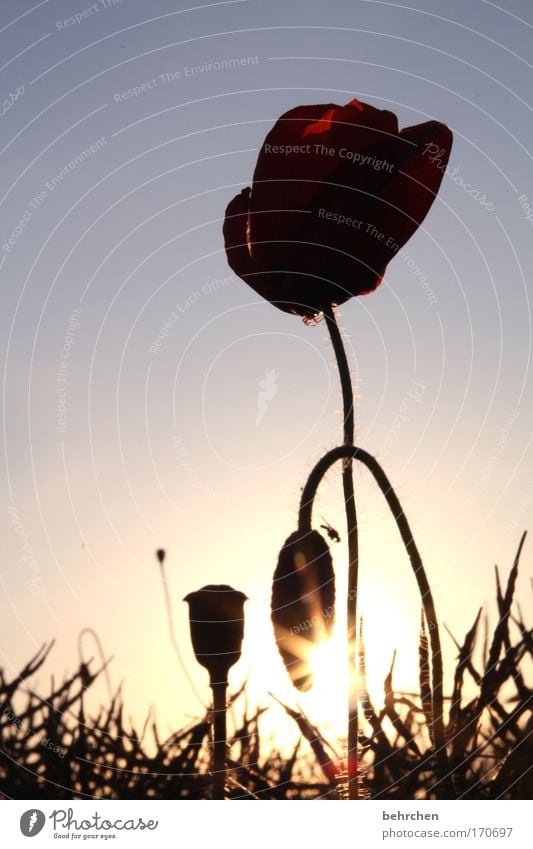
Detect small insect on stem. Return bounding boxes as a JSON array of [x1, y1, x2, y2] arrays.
[[320, 518, 341, 543]]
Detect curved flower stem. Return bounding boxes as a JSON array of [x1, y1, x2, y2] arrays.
[[322, 304, 359, 800], [299, 445, 452, 798]]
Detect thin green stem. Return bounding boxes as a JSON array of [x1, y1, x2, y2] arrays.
[[299, 445, 452, 798], [322, 304, 359, 801]]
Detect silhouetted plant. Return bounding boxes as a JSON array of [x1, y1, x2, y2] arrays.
[[184, 585, 247, 799], [1, 541, 529, 800], [224, 97, 453, 798]]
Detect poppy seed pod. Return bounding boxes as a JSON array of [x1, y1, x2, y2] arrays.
[[184, 585, 247, 684], [271, 530, 335, 691], [224, 99, 452, 318]]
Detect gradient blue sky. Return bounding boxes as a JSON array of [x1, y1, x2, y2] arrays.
[[1, 0, 532, 738]]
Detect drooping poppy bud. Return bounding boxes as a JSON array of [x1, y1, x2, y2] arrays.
[[184, 585, 247, 684], [271, 530, 335, 691]]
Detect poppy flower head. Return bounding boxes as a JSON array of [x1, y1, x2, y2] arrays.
[[224, 99, 452, 318]]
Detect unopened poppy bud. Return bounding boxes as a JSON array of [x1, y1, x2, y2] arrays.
[[271, 530, 335, 691], [184, 585, 247, 684]]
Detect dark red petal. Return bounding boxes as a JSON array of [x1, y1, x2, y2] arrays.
[[250, 101, 400, 275], [376, 121, 453, 251], [281, 133, 411, 301], [302, 99, 399, 143], [297, 121, 453, 302], [252, 100, 399, 217], [249, 104, 342, 257], [223, 188, 299, 313], [223, 188, 254, 278]]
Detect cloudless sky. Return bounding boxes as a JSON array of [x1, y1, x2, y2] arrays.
[[1, 0, 532, 742]]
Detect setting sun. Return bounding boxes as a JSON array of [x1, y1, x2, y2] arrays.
[[304, 637, 349, 736]]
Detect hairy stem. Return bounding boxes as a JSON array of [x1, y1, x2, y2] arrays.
[[322, 305, 359, 800]]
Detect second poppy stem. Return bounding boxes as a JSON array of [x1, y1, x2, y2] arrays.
[[323, 304, 359, 801], [211, 679, 228, 800]]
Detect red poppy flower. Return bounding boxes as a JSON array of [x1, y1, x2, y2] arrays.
[[223, 99, 452, 318]]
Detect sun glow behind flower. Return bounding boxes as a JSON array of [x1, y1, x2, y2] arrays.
[[304, 637, 349, 736], [235, 528, 431, 749]]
